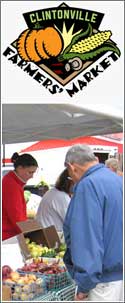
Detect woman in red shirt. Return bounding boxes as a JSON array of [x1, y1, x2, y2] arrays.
[[2, 152, 38, 240]]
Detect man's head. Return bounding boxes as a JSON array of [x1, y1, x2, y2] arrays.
[[64, 144, 98, 183], [105, 158, 119, 173]]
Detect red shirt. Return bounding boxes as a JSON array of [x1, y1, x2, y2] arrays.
[[2, 171, 27, 240]]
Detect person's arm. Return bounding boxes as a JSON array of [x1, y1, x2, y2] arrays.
[[70, 179, 104, 294], [63, 247, 74, 277], [63, 198, 74, 276]]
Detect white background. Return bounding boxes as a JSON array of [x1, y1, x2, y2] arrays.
[[1, 0, 124, 117]]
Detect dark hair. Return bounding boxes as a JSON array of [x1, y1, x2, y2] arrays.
[[55, 168, 73, 194], [38, 185, 49, 197], [11, 152, 38, 169]]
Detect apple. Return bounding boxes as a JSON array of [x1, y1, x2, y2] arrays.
[[30, 241, 36, 245], [59, 243, 66, 252], [35, 278, 43, 285], [22, 285, 30, 292], [21, 276, 29, 284], [29, 262, 38, 269], [25, 237, 30, 244], [17, 278, 25, 284], [58, 251, 65, 258], [14, 286, 21, 293], [28, 274, 37, 281], [21, 264, 31, 271], [27, 278, 35, 284], [33, 257, 41, 264], [2, 265, 12, 279], [31, 250, 39, 258], [10, 271, 20, 282], [20, 293, 29, 301]]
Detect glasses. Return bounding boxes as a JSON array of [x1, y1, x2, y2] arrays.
[[67, 176, 72, 180]]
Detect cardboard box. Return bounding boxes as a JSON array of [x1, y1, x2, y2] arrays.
[[2, 285, 12, 301], [17, 219, 61, 260]]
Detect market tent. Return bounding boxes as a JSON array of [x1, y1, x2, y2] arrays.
[[20, 136, 123, 154], [2, 104, 122, 144], [2, 158, 11, 164]]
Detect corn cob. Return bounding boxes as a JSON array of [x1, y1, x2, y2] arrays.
[[70, 31, 112, 53]]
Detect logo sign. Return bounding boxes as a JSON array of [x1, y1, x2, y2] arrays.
[[3, 3, 121, 97]]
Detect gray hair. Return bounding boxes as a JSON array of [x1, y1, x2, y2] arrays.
[[65, 144, 97, 166], [105, 158, 119, 172]]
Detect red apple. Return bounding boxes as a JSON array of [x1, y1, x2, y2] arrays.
[[2, 265, 12, 279]]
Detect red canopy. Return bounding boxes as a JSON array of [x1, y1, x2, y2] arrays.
[[2, 158, 12, 164], [2, 136, 123, 165], [20, 136, 123, 153]]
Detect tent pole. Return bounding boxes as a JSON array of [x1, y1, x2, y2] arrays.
[[3, 144, 5, 167]]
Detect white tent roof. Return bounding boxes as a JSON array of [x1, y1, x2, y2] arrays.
[[2, 104, 122, 144]]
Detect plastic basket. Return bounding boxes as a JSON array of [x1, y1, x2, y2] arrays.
[[3, 273, 47, 301], [33, 283, 76, 301], [33, 291, 56, 301], [45, 270, 73, 291], [53, 283, 76, 301], [18, 268, 73, 291]]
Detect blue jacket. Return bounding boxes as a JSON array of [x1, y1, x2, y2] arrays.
[[63, 164, 123, 293]]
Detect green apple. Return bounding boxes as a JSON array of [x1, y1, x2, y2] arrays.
[[58, 251, 65, 258], [59, 243, 66, 252], [25, 238, 30, 244], [31, 250, 40, 258], [28, 243, 36, 249]]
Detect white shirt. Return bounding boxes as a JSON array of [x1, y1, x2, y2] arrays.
[[35, 187, 70, 231], [27, 193, 41, 212]]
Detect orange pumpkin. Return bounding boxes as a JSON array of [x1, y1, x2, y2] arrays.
[[17, 27, 63, 62]]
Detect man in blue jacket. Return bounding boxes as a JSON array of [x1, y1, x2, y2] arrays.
[[63, 144, 123, 301]]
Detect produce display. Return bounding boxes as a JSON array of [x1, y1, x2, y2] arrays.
[[18, 258, 72, 291], [25, 237, 56, 258], [2, 265, 46, 301], [25, 237, 66, 258], [2, 233, 74, 300], [18, 258, 66, 275]]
